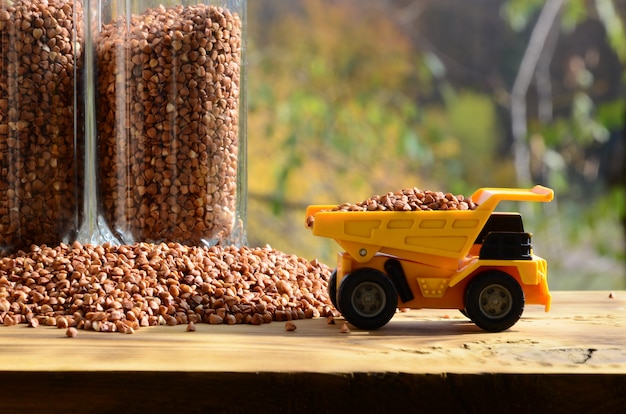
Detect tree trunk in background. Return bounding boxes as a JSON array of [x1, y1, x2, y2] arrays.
[[510, 0, 564, 187]]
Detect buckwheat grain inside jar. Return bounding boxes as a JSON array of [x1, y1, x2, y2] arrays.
[[0, 0, 84, 254], [95, 0, 246, 247]]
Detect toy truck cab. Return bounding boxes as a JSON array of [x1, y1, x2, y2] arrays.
[[306, 186, 554, 332]]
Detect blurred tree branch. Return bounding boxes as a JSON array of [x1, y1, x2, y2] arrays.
[[510, 0, 564, 187]]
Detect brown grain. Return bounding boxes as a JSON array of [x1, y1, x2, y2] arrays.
[[306, 188, 478, 227], [96, 4, 242, 245], [0, 0, 84, 252], [332, 188, 477, 212], [56, 316, 69, 329], [0, 242, 334, 333]]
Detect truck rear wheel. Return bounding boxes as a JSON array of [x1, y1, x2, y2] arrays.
[[338, 269, 398, 330], [465, 271, 524, 332]]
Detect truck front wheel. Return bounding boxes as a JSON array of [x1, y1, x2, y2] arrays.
[[465, 271, 525, 332], [338, 269, 398, 330]]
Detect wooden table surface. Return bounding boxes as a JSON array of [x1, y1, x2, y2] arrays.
[[1, 290, 625, 413]]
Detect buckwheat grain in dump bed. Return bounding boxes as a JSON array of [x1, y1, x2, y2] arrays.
[[305, 188, 478, 228]]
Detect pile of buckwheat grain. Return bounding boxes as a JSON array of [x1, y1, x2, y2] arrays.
[[306, 188, 478, 227], [332, 188, 478, 212], [0, 242, 334, 333]]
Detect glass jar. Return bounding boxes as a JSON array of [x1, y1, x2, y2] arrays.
[[0, 0, 84, 254], [94, 0, 247, 246]]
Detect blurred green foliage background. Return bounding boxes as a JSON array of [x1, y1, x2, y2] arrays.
[[245, 0, 626, 290]]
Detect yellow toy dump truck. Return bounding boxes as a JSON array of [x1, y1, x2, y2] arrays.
[[305, 185, 554, 332]]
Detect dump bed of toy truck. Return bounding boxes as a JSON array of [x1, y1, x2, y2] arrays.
[[305, 186, 553, 265]]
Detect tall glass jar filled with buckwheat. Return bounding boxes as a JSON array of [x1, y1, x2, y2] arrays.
[[0, 0, 84, 254], [95, 0, 246, 247]]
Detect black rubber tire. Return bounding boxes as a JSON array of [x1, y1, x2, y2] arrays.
[[328, 269, 339, 311], [338, 268, 398, 330], [464, 271, 525, 332]]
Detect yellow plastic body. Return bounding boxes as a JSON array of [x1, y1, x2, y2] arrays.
[[306, 185, 554, 312]]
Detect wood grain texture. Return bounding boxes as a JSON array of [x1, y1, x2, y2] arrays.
[[0, 291, 624, 412]]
